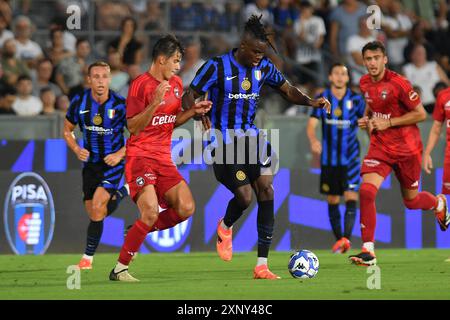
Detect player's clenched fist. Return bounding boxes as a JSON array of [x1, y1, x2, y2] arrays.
[[75, 146, 90, 161], [358, 116, 369, 129], [104, 152, 123, 166], [151, 81, 171, 106], [370, 117, 391, 131]]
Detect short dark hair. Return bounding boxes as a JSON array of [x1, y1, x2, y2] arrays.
[[76, 37, 89, 48], [362, 41, 386, 56], [328, 62, 348, 75], [17, 74, 32, 82], [152, 34, 184, 61], [39, 87, 53, 96], [0, 84, 16, 97], [88, 61, 110, 75], [433, 81, 447, 98]]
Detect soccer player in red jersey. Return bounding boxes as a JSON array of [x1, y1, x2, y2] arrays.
[[109, 35, 212, 281], [349, 41, 450, 266]]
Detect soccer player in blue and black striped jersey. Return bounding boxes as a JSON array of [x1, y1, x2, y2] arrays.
[[183, 15, 331, 279], [307, 63, 366, 254], [63, 61, 129, 270]]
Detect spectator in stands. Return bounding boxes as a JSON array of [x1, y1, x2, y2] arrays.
[[46, 28, 72, 66], [381, 0, 413, 72], [272, 0, 299, 31], [141, 0, 163, 31], [39, 87, 56, 115], [403, 44, 450, 112], [179, 38, 205, 90], [1, 38, 29, 86], [0, 84, 16, 115], [12, 74, 42, 116], [347, 15, 377, 86], [403, 21, 437, 63], [201, 1, 222, 31], [67, 69, 89, 101], [12, 15, 43, 69], [243, 0, 273, 26], [32, 58, 61, 97], [55, 38, 90, 95], [329, 0, 367, 60], [0, 12, 13, 49], [0, 0, 12, 27], [48, 17, 77, 54], [118, 63, 141, 98], [402, 0, 448, 31], [108, 17, 143, 67], [171, 1, 203, 31], [108, 49, 129, 93], [56, 93, 70, 113], [293, 0, 326, 90], [96, 0, 131, 31]]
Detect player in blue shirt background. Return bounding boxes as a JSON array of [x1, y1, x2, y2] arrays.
[[63, 61, 129, 270], [307, 63, 366, 254], [184, 15, 331, 279]]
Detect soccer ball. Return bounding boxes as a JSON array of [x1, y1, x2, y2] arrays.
[[288, 250, 320, 279]]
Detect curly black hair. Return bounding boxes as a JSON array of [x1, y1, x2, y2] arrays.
[[243, 15, 277, 53]]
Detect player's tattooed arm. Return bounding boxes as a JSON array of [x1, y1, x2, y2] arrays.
[[277, 81, 331, 113], [127, 81, 170, 135], [175, 99, 212, 127], [62, 118, 90, 161]]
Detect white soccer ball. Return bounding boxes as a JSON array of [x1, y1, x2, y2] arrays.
[[288, 250, 320, 279]]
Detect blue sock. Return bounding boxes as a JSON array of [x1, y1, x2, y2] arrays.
[[85, 220, 104, 256]]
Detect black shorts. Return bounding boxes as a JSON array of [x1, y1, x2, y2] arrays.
[[82, 161, 125, 201], [320, 164, 360, 196], [212, 135, 277, 192]]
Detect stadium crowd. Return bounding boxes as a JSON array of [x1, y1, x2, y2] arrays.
[[0, 0, 448, 117]]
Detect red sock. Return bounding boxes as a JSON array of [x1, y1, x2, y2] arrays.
[[403, 192, 438, 210], [118, 220, 151, 265], [152, 208, 186, 231], [359, 183, 378, 243]]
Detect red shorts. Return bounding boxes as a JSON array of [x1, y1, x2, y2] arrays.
[[442, 153, 450, 194], [125, 156, 184, 203], [361, 146, 421, 190]]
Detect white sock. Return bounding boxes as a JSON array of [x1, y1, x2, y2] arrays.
[[436, 197, 444, 211], [123, 183, 130, 194], [256, 257, 268, 267], [82, 254, 93, 261], [220, 220, 231, 230], [363, 242, 375, 253], [114, 262, 128, 273]]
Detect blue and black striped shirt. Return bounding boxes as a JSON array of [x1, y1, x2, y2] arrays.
[[66, 89, 127, 163], [311, 88, 366, 166], [190, 49, 286, 137]]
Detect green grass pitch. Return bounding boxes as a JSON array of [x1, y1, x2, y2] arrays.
[[1, 249, 450, 300]]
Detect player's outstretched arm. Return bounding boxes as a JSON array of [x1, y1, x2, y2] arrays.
[[127, 81, 170, 135], [62, 118, 89, 161], [277, 81, 331, 113], [370, 103, 427, 131], [423, 120, 444, 174], [175, 100, 212, 128], [181, 87, 211, 130]]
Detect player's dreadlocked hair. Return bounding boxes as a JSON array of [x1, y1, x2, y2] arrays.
[[244, 15, 277, 53]]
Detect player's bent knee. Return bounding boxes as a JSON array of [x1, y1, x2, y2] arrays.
[[257, 184, 274, 201], [177, 201, 195, 218]]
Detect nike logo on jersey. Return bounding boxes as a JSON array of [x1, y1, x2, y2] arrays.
[[226, 76, 237, 81], [80, 110, 90, 114]]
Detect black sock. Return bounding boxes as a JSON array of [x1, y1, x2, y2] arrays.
[[257, 200, 274, 258], [106, 186, 128, 216], [223, 197, 246, 228], [328, 204, 342, 240], [85, 220, 104, 256], [344, 200, 357, 240]]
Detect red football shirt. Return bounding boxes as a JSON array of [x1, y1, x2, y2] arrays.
[[360, 69, 422, 156], [126, 73, 183, 159], [432, 88, 450, 143]]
